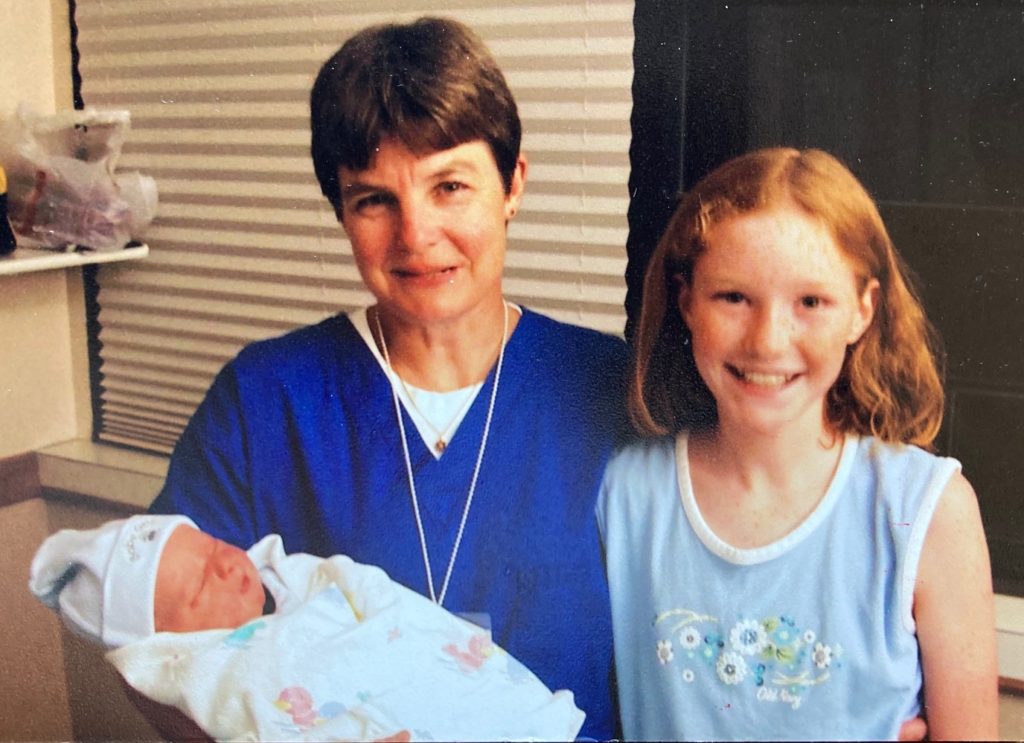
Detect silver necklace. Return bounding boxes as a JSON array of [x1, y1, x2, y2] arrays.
[[374, 302, 509, 606]]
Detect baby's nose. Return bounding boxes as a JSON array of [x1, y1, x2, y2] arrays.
[[212, 551, 241, 578]]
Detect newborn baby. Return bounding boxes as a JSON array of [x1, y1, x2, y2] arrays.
[[30, 515, 584, 742], [151, 518, 272, 634]]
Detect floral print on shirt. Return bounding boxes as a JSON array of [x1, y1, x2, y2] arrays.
[[653, 608, 842, 710]]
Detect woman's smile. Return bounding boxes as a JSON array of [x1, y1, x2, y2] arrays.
[[391, 263, 461, 283]]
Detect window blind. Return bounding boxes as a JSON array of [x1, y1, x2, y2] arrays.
[[74, 0, 634, 454]]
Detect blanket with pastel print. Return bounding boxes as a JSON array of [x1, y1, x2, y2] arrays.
[[107, 552, 583, 742]]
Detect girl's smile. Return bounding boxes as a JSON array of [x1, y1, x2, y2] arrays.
[[681, 203, 877, 438], [725, 365, 799, 388]]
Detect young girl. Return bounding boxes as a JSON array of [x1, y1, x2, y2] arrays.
[[597, 148, 997, 740]]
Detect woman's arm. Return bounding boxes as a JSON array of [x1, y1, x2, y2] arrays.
[[914, 471, 999, 740]]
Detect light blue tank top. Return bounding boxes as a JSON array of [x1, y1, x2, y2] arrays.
[[597, 434, 960, 741]]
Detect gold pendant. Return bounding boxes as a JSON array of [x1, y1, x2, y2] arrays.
[[435, 439, 447, 453]]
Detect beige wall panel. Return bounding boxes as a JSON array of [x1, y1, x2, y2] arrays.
[[0, 271, 77, 458], [0, 0, 81, 459], [0, 498, 73, 741]]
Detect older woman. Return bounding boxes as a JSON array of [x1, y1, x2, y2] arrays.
[[150, 17, 628, 740]]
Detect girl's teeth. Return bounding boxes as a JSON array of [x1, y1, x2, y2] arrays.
[[743, 371, 789, 386]]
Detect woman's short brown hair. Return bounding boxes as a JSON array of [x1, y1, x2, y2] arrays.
[[631, 147, 945, 448], [310, 17, 522, 217]]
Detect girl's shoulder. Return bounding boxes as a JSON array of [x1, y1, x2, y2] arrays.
[[844, 437, 963, 539], [604, 434, 678, 481], [853, 436, 961, 485], [598, 435, 682, 517]]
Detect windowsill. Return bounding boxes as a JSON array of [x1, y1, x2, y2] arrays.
[[34, 437, 1024, 680], [36, 438, 166, 510], [0, 242, 148, 277], [998, 595, 1024, 682]]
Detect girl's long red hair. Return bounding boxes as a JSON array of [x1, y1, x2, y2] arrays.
[[631, 148, 944, 448]]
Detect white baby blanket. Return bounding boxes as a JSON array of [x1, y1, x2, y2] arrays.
[[107, 539, 584, 742]]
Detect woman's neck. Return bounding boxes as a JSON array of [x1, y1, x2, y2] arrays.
[[372, 299, 518, 391]]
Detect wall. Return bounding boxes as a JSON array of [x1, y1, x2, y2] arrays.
[[0, 0, 88, 460], [0, 497, 73, 741], [0, 3, 91, 741]]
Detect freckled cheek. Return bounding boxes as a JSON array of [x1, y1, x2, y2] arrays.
[[686, 337, 719, 387], [688, 315, 731, 358], [819, 344, 851, 375], [802, 323, 851, 360]]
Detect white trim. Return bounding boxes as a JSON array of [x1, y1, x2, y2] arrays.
[[674, 432, 855, 565], [898, 456, 962, 634], [0, 243, 148, 276]]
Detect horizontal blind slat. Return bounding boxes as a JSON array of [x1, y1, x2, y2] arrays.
[[100, 363, 219, 395]]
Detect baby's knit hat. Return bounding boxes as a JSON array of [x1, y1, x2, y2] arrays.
[[29, 514, 196, 647]]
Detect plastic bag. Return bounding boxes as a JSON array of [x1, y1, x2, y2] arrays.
[[0, 105, 158, 250]]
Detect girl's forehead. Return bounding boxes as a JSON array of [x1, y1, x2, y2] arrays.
[[697, 206, 857, 281], [707, 203, 825, 241]]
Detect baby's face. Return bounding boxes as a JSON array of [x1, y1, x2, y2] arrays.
[[154, 525, 265, 633]]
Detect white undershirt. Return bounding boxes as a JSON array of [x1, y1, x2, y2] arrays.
[[351, 306, 520, 460]]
